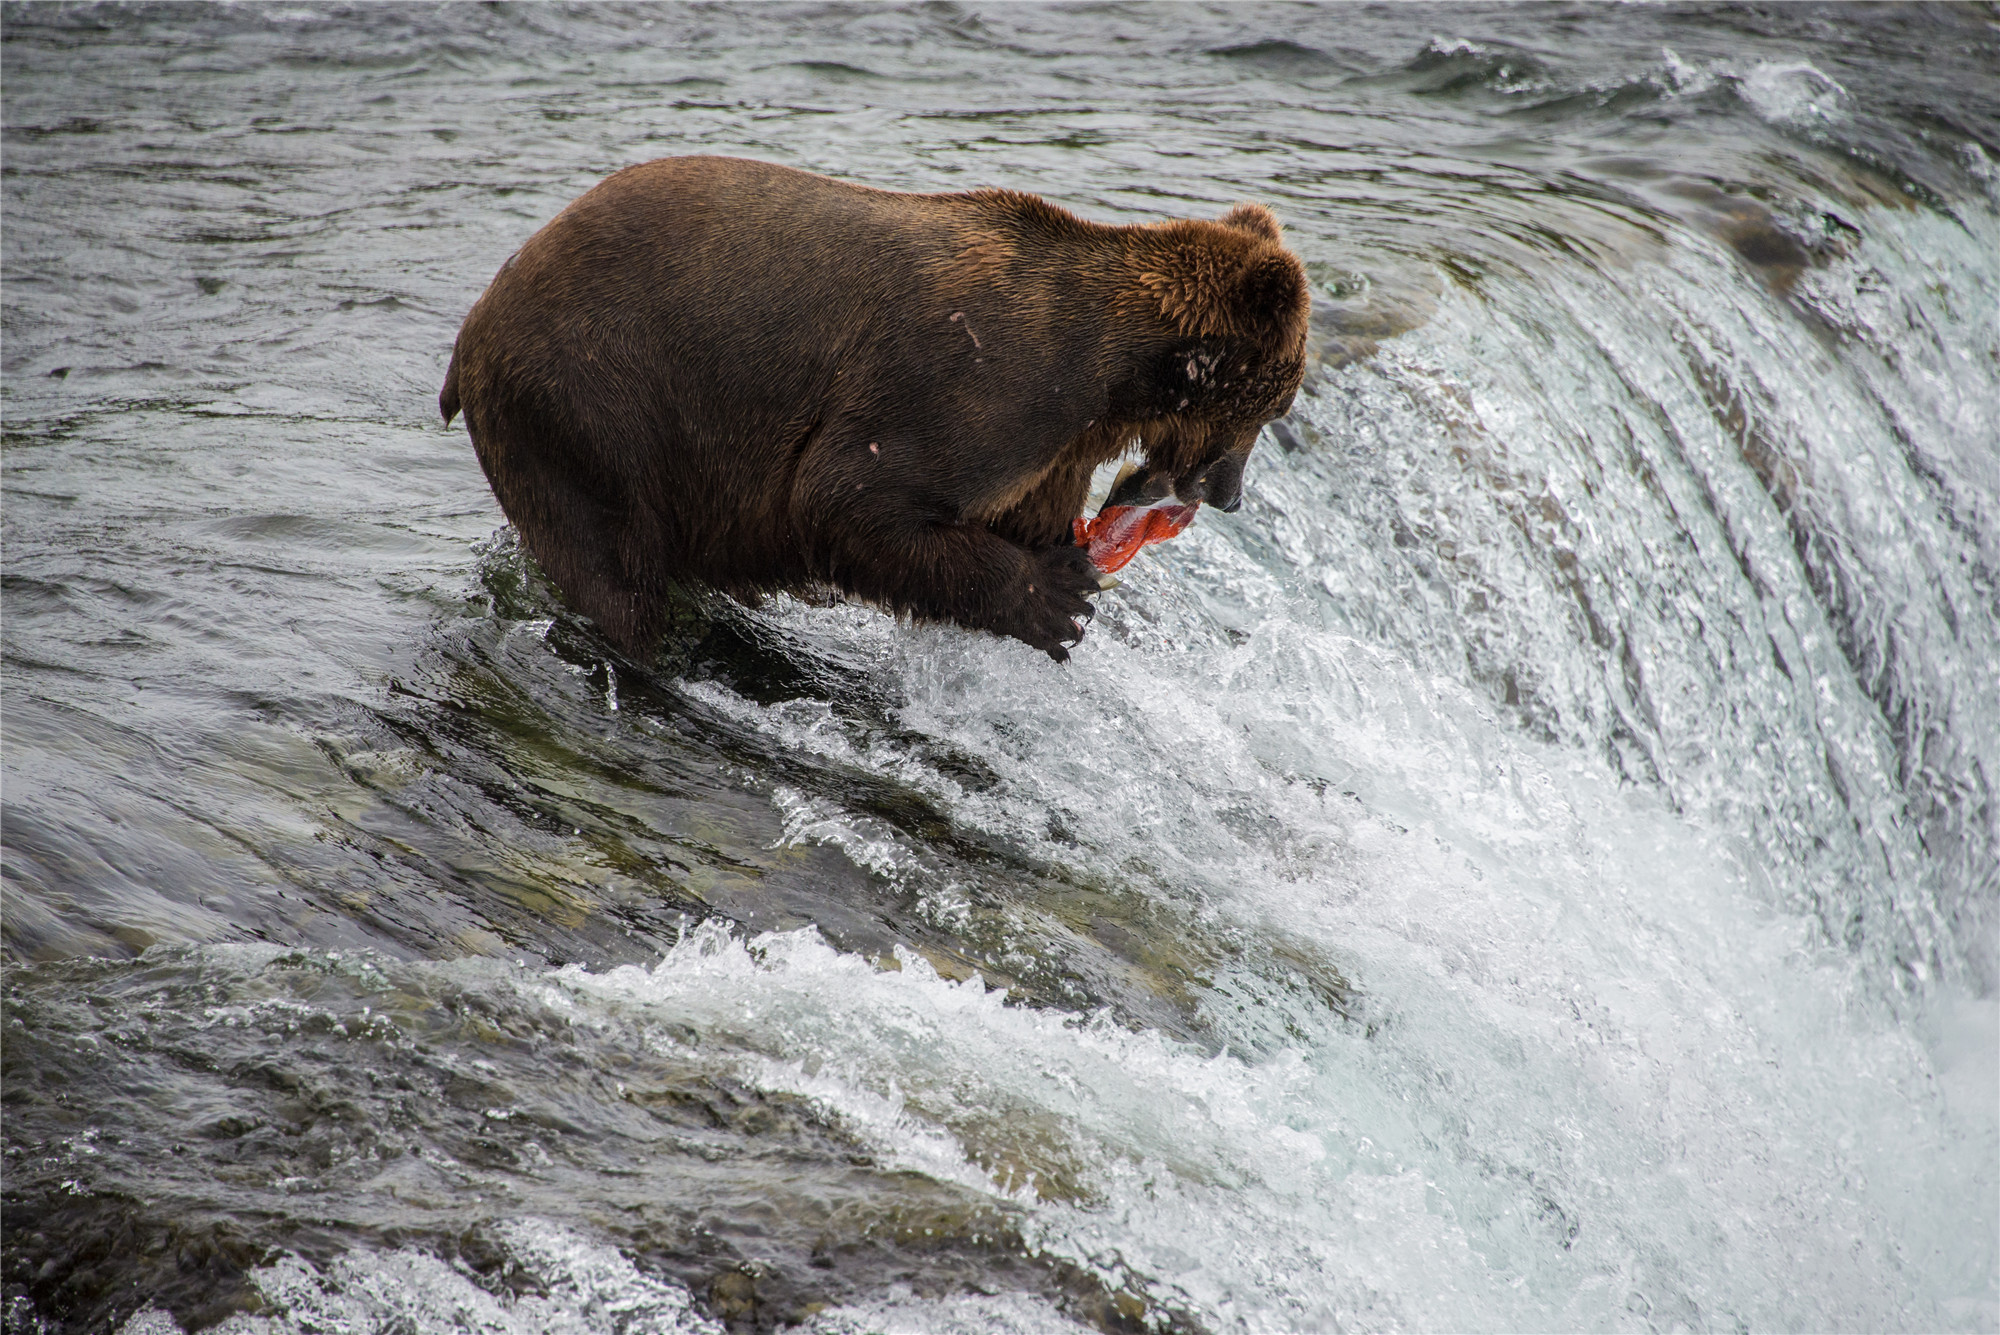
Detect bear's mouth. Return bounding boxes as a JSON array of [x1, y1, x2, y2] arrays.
[[1073, 462, 1201, 573], [1103, 460, 1176, 511]]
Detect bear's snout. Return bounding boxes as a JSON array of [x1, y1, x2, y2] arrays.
[[1178, 451, 1243, 512]]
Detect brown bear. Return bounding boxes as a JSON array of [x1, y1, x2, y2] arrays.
[[440, 156, 1309, 660]]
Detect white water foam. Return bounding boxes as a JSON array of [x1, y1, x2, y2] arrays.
[[803, 1288, 1091, 1334], [119, 1220, 721, 1335], [1736, 59, 1849, 127], [1652, 49, 1848, 127], [578, 627, 1997, 1330], [111, 1213, 1095, 1335]]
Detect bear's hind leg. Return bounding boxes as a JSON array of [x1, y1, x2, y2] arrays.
[[467, 412, 666, 658]]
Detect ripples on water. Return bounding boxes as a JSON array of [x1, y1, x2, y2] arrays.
[[3, 4, 1996, 1333]]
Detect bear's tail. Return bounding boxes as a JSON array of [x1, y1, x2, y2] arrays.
[[439, 352, 462, 425]]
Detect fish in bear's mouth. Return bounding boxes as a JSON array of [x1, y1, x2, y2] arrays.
[[1072, 460, 1200, 574]]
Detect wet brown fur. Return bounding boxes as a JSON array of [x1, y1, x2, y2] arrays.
[[441, 156, 1309, 660]]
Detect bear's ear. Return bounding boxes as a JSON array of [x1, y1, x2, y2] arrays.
[[1236, 251, 1309, 326], [1137, 230, 1306, 335], [1220, 203, 1283, 244]]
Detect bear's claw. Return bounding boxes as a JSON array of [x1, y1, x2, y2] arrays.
[[1009, 543, 1101, 660]]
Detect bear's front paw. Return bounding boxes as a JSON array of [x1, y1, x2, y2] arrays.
[[1007, 543, 1101, 662]]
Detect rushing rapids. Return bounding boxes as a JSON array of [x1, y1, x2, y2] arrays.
[[4, 5, 1995, 1333]]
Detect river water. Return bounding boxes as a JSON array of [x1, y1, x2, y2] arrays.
[[3, 4, 1996, 1332]]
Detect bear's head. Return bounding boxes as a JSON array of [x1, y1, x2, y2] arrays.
[[1122, 204, 1311, 511]]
